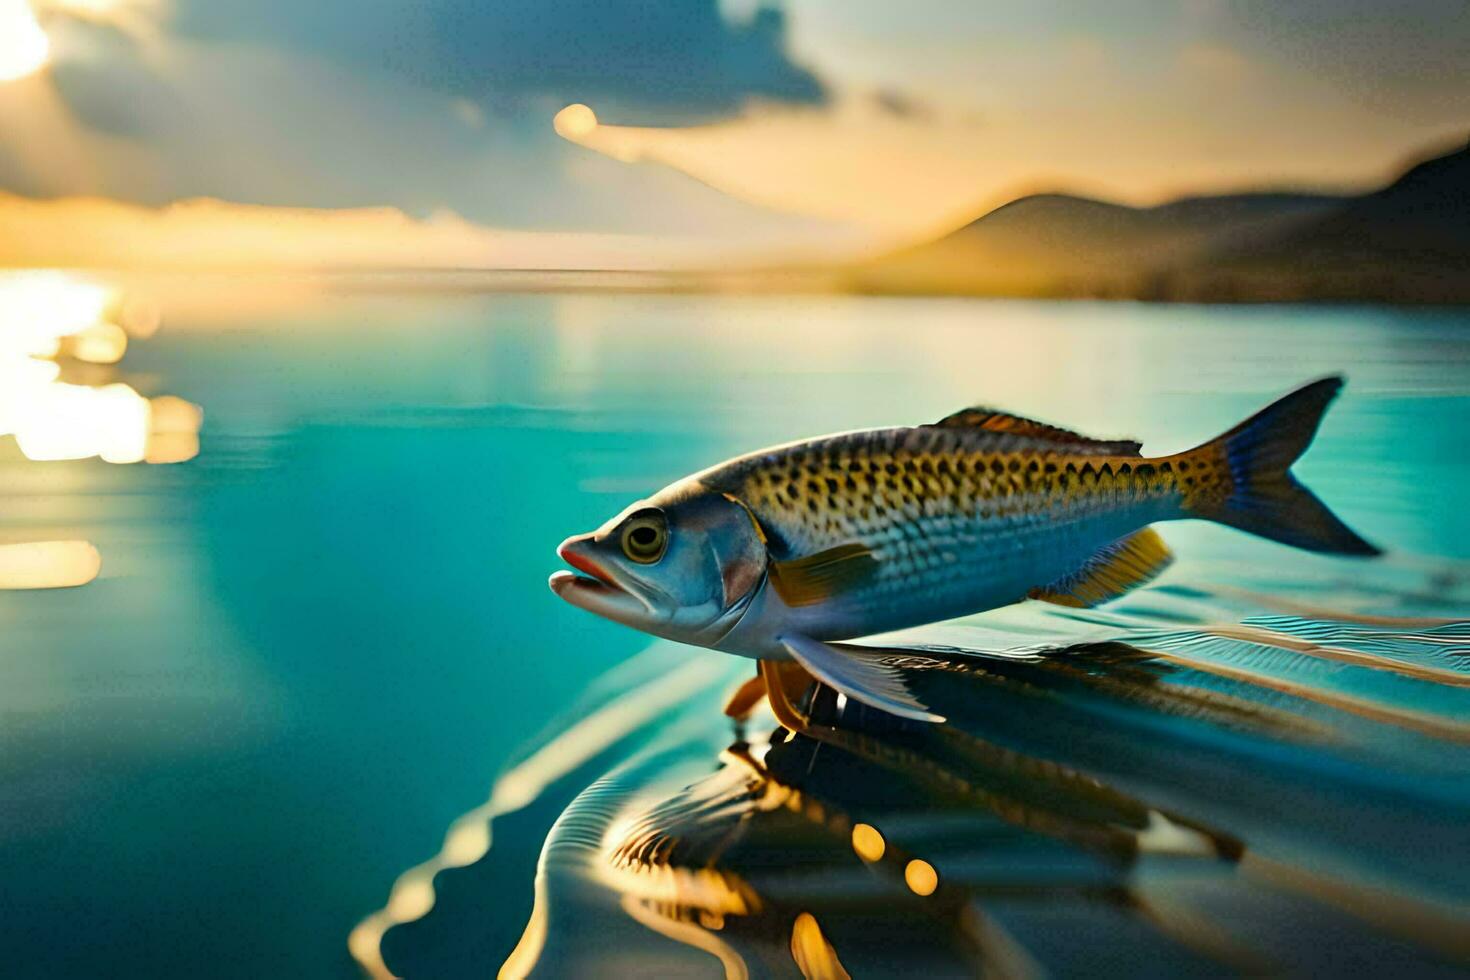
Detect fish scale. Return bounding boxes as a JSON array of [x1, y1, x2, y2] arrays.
[[706, 429, 1180, 568], [680, 427, 1190, 636]]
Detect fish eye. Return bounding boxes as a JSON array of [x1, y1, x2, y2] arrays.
[[620, 510, 668, 564]]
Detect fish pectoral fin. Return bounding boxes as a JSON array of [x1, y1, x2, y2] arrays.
[[927, 407, 1142, 456], [1030, 527, 1174, 608], [770, 543, 878, 608], [778, 633, 945, 723]]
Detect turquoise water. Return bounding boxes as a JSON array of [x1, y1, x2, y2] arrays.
[[1, 285, 1467, 978]]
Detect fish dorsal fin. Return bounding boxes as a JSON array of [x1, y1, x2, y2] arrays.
[[770, 543, 878, 608], [779, 633, 945, 723], [929, 407, 1143, 456], [1029, 528, 1174, 608]]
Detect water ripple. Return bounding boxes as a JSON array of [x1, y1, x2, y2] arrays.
[[367, 561, 1470, 978]]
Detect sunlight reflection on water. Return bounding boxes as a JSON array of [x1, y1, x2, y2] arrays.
[[0, 270, 202, 591], [0, 270, 201, 466], [0, 538, 100, 588]]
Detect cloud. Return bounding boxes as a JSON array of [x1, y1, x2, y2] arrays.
[[0, 31, 851, 244], [47, 24, 180, 138], [556, 99, 1003, 237], [9, 0, 1464, 254], [34, 0, 168, 41], [868, 88, 931, 121], [0, 192, 782, 269], [1206, 0, 1470, 119], [169, 0, 825, 122]]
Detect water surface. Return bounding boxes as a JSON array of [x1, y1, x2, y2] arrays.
[[1, 280, 1466, 977]]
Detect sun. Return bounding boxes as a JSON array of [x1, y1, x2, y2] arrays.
[[553, 103, 598, 141], [0, 0, 166, 81], [0, 0, 50, 83]]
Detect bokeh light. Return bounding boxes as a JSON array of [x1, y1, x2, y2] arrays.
[[904, 858, 938, 896], [68, 321, 129, 364], [850, 823, 885, 862], [0, 540, 101, 589]]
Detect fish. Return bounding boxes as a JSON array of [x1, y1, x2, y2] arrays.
[[550, 376, 1379, 723]]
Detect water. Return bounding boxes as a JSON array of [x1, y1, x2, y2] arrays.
[[1, 280, 1467, 978]]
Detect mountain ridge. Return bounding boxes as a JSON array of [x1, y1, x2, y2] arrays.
[[852, 137, 1470, 303]]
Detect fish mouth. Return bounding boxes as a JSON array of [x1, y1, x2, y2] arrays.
[[549, 538, 650, 621], [547, 568, 628, 603], [558, 540, 618, 586]]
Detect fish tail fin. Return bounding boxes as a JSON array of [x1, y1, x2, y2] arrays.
[[1177, 376, 1381, 556]]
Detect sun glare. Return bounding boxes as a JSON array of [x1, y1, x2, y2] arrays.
[[553, 103, 598, 141], [0, 0, 50, 83], [41, 0, 124, 13], [34, 0, 165, 40], [0, 271, 202, 465], [0, 0, 167, 83]]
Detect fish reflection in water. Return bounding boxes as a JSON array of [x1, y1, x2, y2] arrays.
[[370, 575, 1470, 979]]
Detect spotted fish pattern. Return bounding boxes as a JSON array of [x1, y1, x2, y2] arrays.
[[693, 377, 1375, 632], [699, 425, 1183, 609]]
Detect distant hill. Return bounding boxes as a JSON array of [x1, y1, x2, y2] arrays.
[[1185, 140, 1470, 302], [852, 138, 1470, 303]]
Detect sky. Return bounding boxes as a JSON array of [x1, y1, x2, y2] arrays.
[[1, 0, 1466, 264]]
